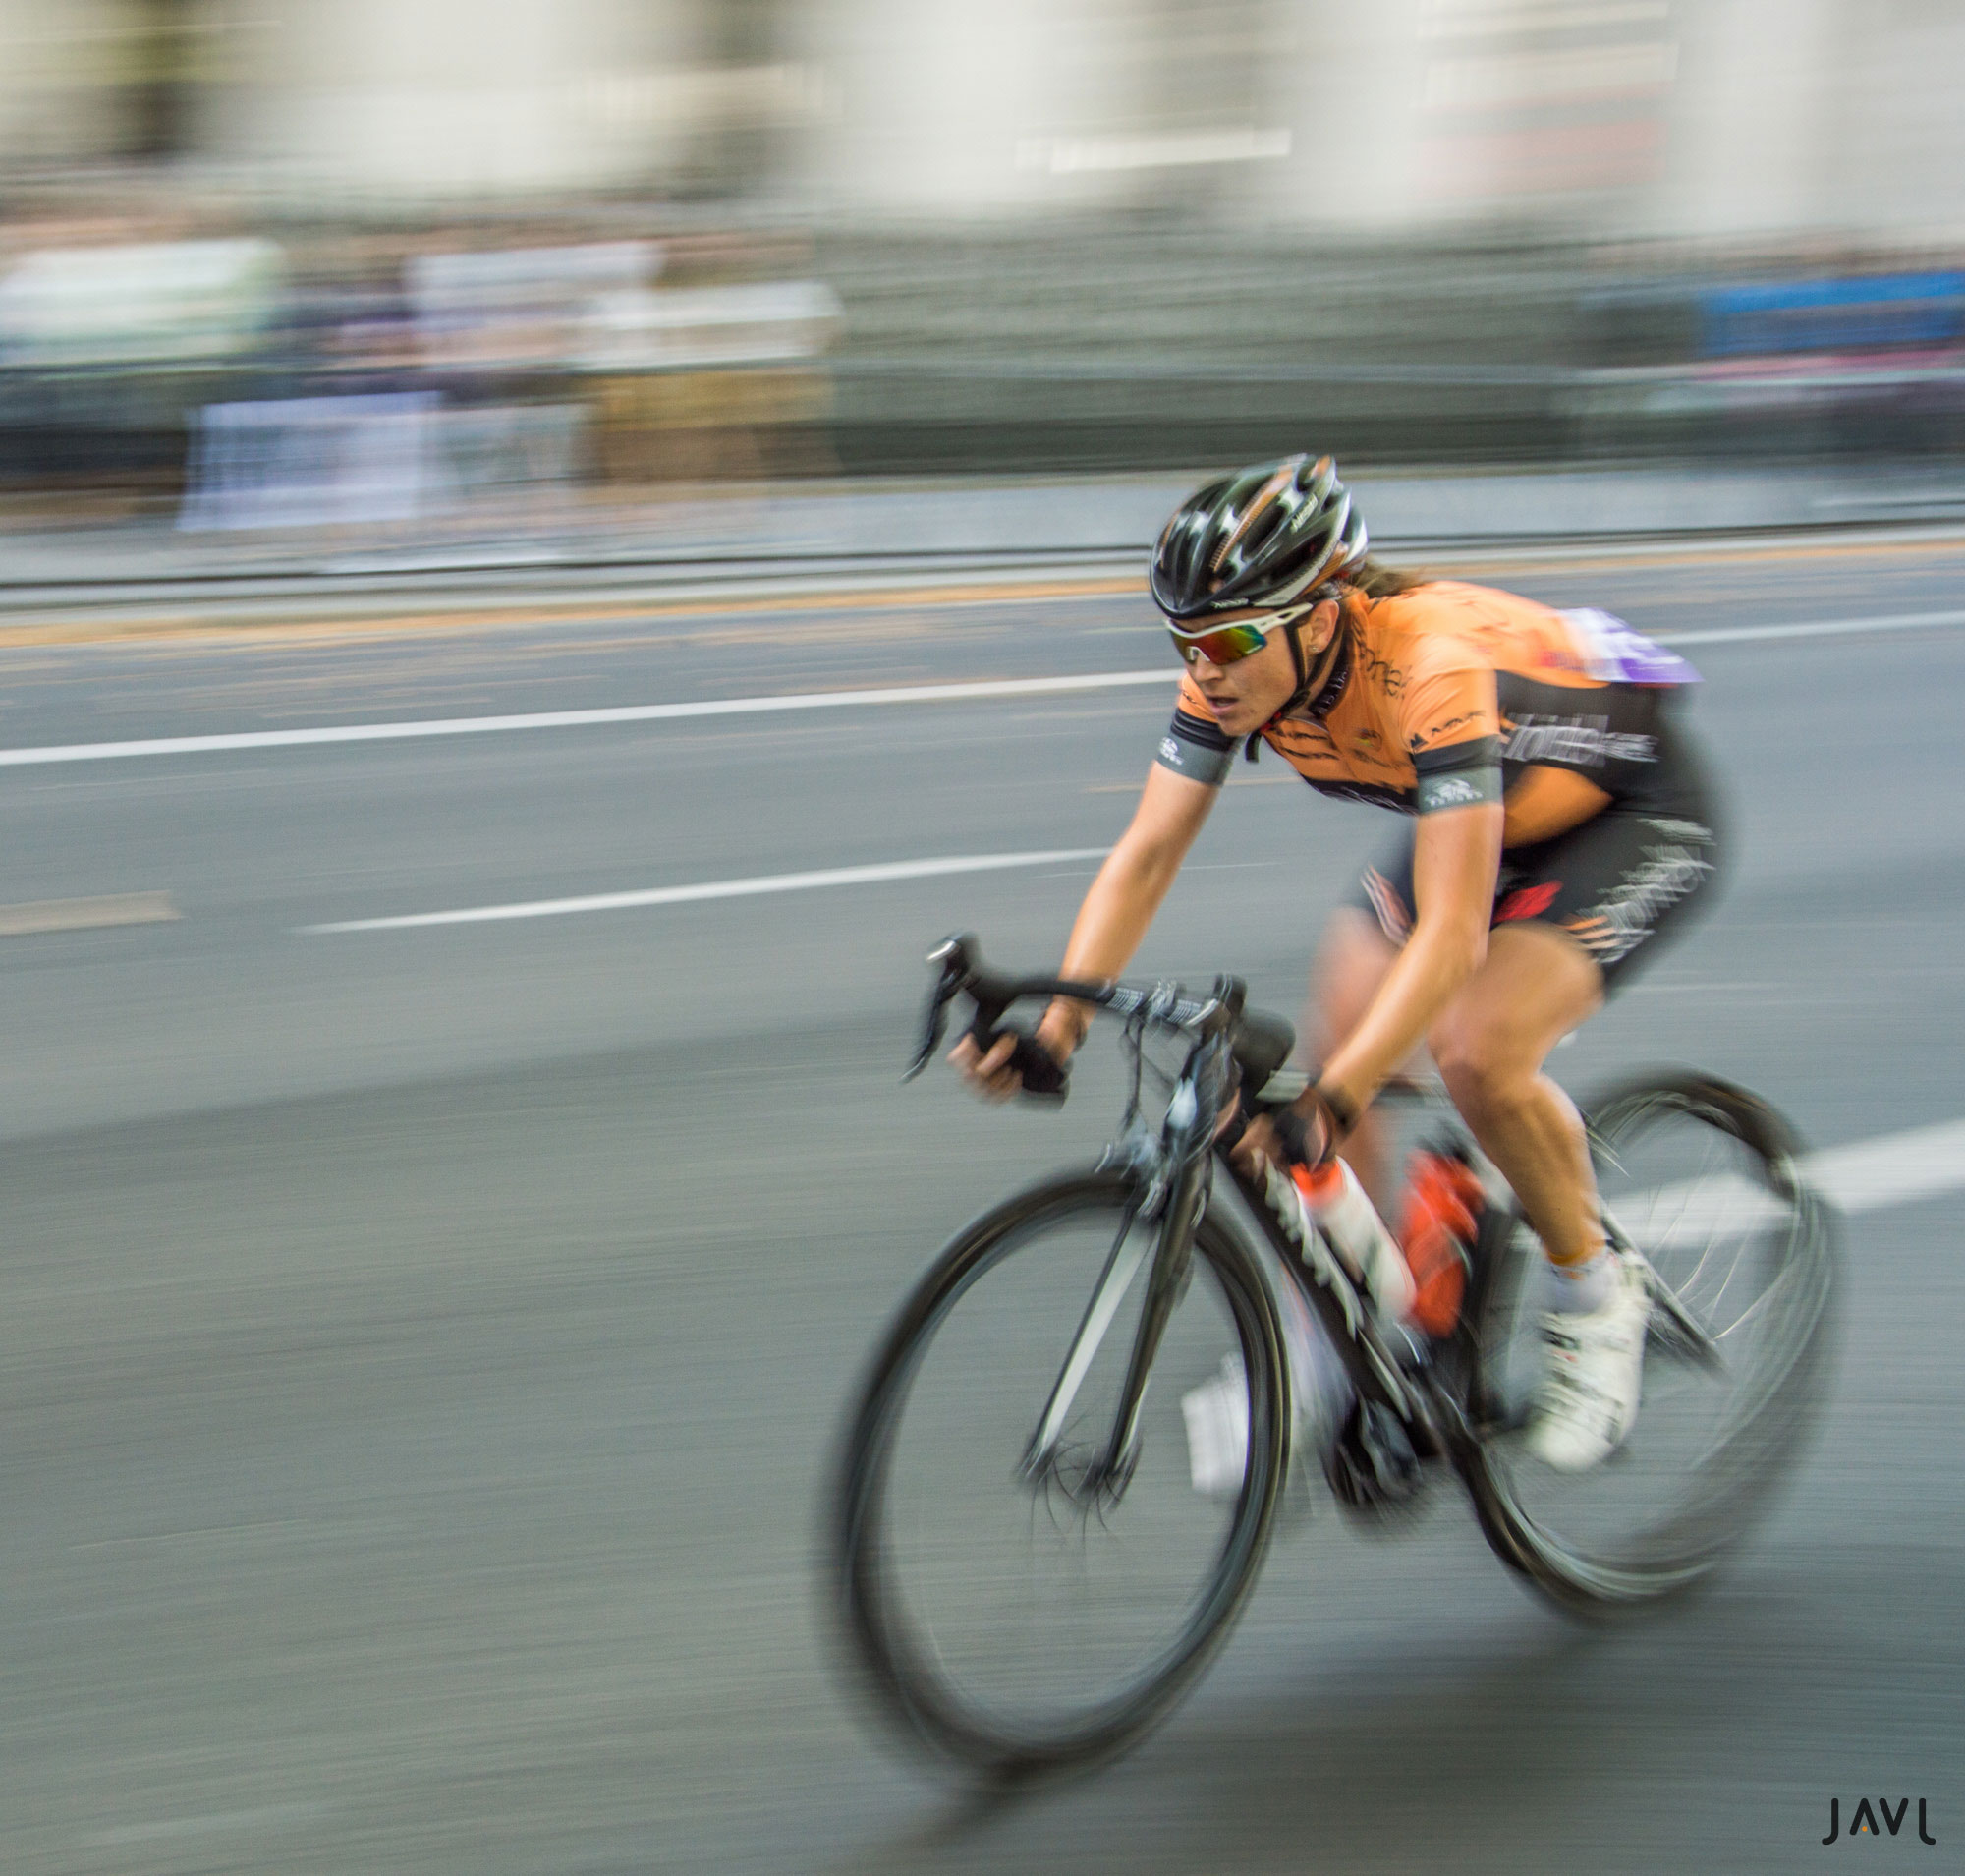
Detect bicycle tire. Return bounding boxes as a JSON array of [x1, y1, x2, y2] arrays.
[[1462, 1072, 1838, 1618], [830, 1167, 1287, 1778]]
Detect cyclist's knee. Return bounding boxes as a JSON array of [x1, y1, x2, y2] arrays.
[[1431, 1013, 1539, 1121], [1314, 907, 1398, 1050]]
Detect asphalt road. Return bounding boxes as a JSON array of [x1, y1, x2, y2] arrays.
[[0, 534, 1961, 1874]]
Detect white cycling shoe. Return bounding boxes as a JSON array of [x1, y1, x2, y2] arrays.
[[1525, 1250, 1653, 1472]]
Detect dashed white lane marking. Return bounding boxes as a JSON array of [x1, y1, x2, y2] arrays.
[[3, 605, 1963, 770], [302, 849, 1107, 933], [0, 890, 177, 936]]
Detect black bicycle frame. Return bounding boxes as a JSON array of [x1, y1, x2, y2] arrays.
[[1218, 1149, 1447, 1450], [915, 936, 1462, 1495]]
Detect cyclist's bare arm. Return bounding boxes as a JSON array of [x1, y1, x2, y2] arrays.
[[951, 764, 1217, 1100]]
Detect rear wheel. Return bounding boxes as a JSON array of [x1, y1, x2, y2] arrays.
[[831, 1169, 1286, 1777], [1464, 1074, 1837, 1615]]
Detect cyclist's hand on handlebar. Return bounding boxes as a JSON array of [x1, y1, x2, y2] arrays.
[[948, 1029, 1023, 1102], [1231, 1112, 1286, 1178], [949, 1008, 1077, 1103], [1232, 1101, 1336, 1179]]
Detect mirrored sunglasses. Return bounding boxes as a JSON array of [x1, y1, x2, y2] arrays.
[[1166, 603, 1315, 668]]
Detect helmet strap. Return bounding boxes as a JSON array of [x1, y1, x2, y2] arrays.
[[1284, 613, 1312, 697], [1263, 604, 1347, 730]]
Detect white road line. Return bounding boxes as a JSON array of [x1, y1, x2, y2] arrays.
[[302, 849, 1108, 933], [1807, 1116, 1965, 1216], [0, 671, 1175, 769], [1661, 608, 1965, 649], [3, 604, 1963, 770], [1619, 1116, 1965, 1244]]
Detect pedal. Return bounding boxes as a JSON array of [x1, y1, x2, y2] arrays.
[[1324, 1397, 1426, 1512]]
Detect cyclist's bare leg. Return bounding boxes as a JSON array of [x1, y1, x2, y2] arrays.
[[1427, 922, 1605, 1269], [1310, 908, 1404, 1210]]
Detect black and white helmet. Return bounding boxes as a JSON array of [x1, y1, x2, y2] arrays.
[[1150, 454, 1368, 622]]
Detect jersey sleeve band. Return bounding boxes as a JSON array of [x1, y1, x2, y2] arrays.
[[1412, 735, 1503, 814], [1155, 707, 1239, 787]]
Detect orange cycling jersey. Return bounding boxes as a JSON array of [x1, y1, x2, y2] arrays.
[[1156, 582, 1701, 849]]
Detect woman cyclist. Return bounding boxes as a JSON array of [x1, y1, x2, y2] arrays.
[[955, 454, 1721, 1471]]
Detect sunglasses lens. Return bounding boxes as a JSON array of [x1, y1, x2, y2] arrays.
[[1173, 622, 1270, 665]]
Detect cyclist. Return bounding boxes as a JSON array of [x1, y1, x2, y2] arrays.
[[954, 454, 1720, 1471]]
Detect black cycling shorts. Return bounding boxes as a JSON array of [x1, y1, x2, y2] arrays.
[[1351, 800, 1722, 994]]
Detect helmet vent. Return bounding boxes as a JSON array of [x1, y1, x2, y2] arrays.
[[1151, 452, 1367, 623]]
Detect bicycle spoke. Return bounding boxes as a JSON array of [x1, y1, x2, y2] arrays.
[[1470, 1076, 1835, 1613], [1634, 1254, 1727, 1377], [837, 1174, 1282, 1768]]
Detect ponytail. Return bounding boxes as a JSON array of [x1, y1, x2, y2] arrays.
[[1346, 555, 1432, 600]]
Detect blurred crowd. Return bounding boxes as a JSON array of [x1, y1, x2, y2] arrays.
[[0, 210, 841, 526], [0, 0, 1961, 527]]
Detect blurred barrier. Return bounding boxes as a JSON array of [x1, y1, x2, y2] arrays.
[[0, 237, 288, 493], [407, 242, 659, 372], [179, 393, 448, 530], [442, 404, 587, 506], [1698, 274, 1965, 359], [2, 217, 1962, 510], [179, 394, 590, 530], [810, 233, 1965, 474], [582, 279, 839, 483], [0, 239, 282, 369], [1571, 267, 1965, 461]]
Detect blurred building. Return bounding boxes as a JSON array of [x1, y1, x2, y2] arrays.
[[2, 3, 1962, 499], [0, 1, 1961, 238]]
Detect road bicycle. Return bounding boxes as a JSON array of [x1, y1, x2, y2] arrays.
[[830, 937, 1837, 1780]]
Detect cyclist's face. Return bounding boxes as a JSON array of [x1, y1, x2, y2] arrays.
[[1184, 597, 1339, 736]]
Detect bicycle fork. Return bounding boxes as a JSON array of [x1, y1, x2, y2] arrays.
[[1019, 1110, 1213, 1506]]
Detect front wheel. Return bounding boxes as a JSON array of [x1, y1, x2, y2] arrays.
[[1463, 1073, 1838, 1616], [830, 1168, 1287, 1778]]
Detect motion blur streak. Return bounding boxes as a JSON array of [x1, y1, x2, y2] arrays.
[[0, 544, 1960, 1874], [4, 0, 1965, 1864]]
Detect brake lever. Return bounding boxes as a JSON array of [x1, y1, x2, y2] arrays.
[[903, 936, 970, 1082], [902, 997, 945, 1082], [903, 976, 956, 1082], [902, 934, 1069, 1102]]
